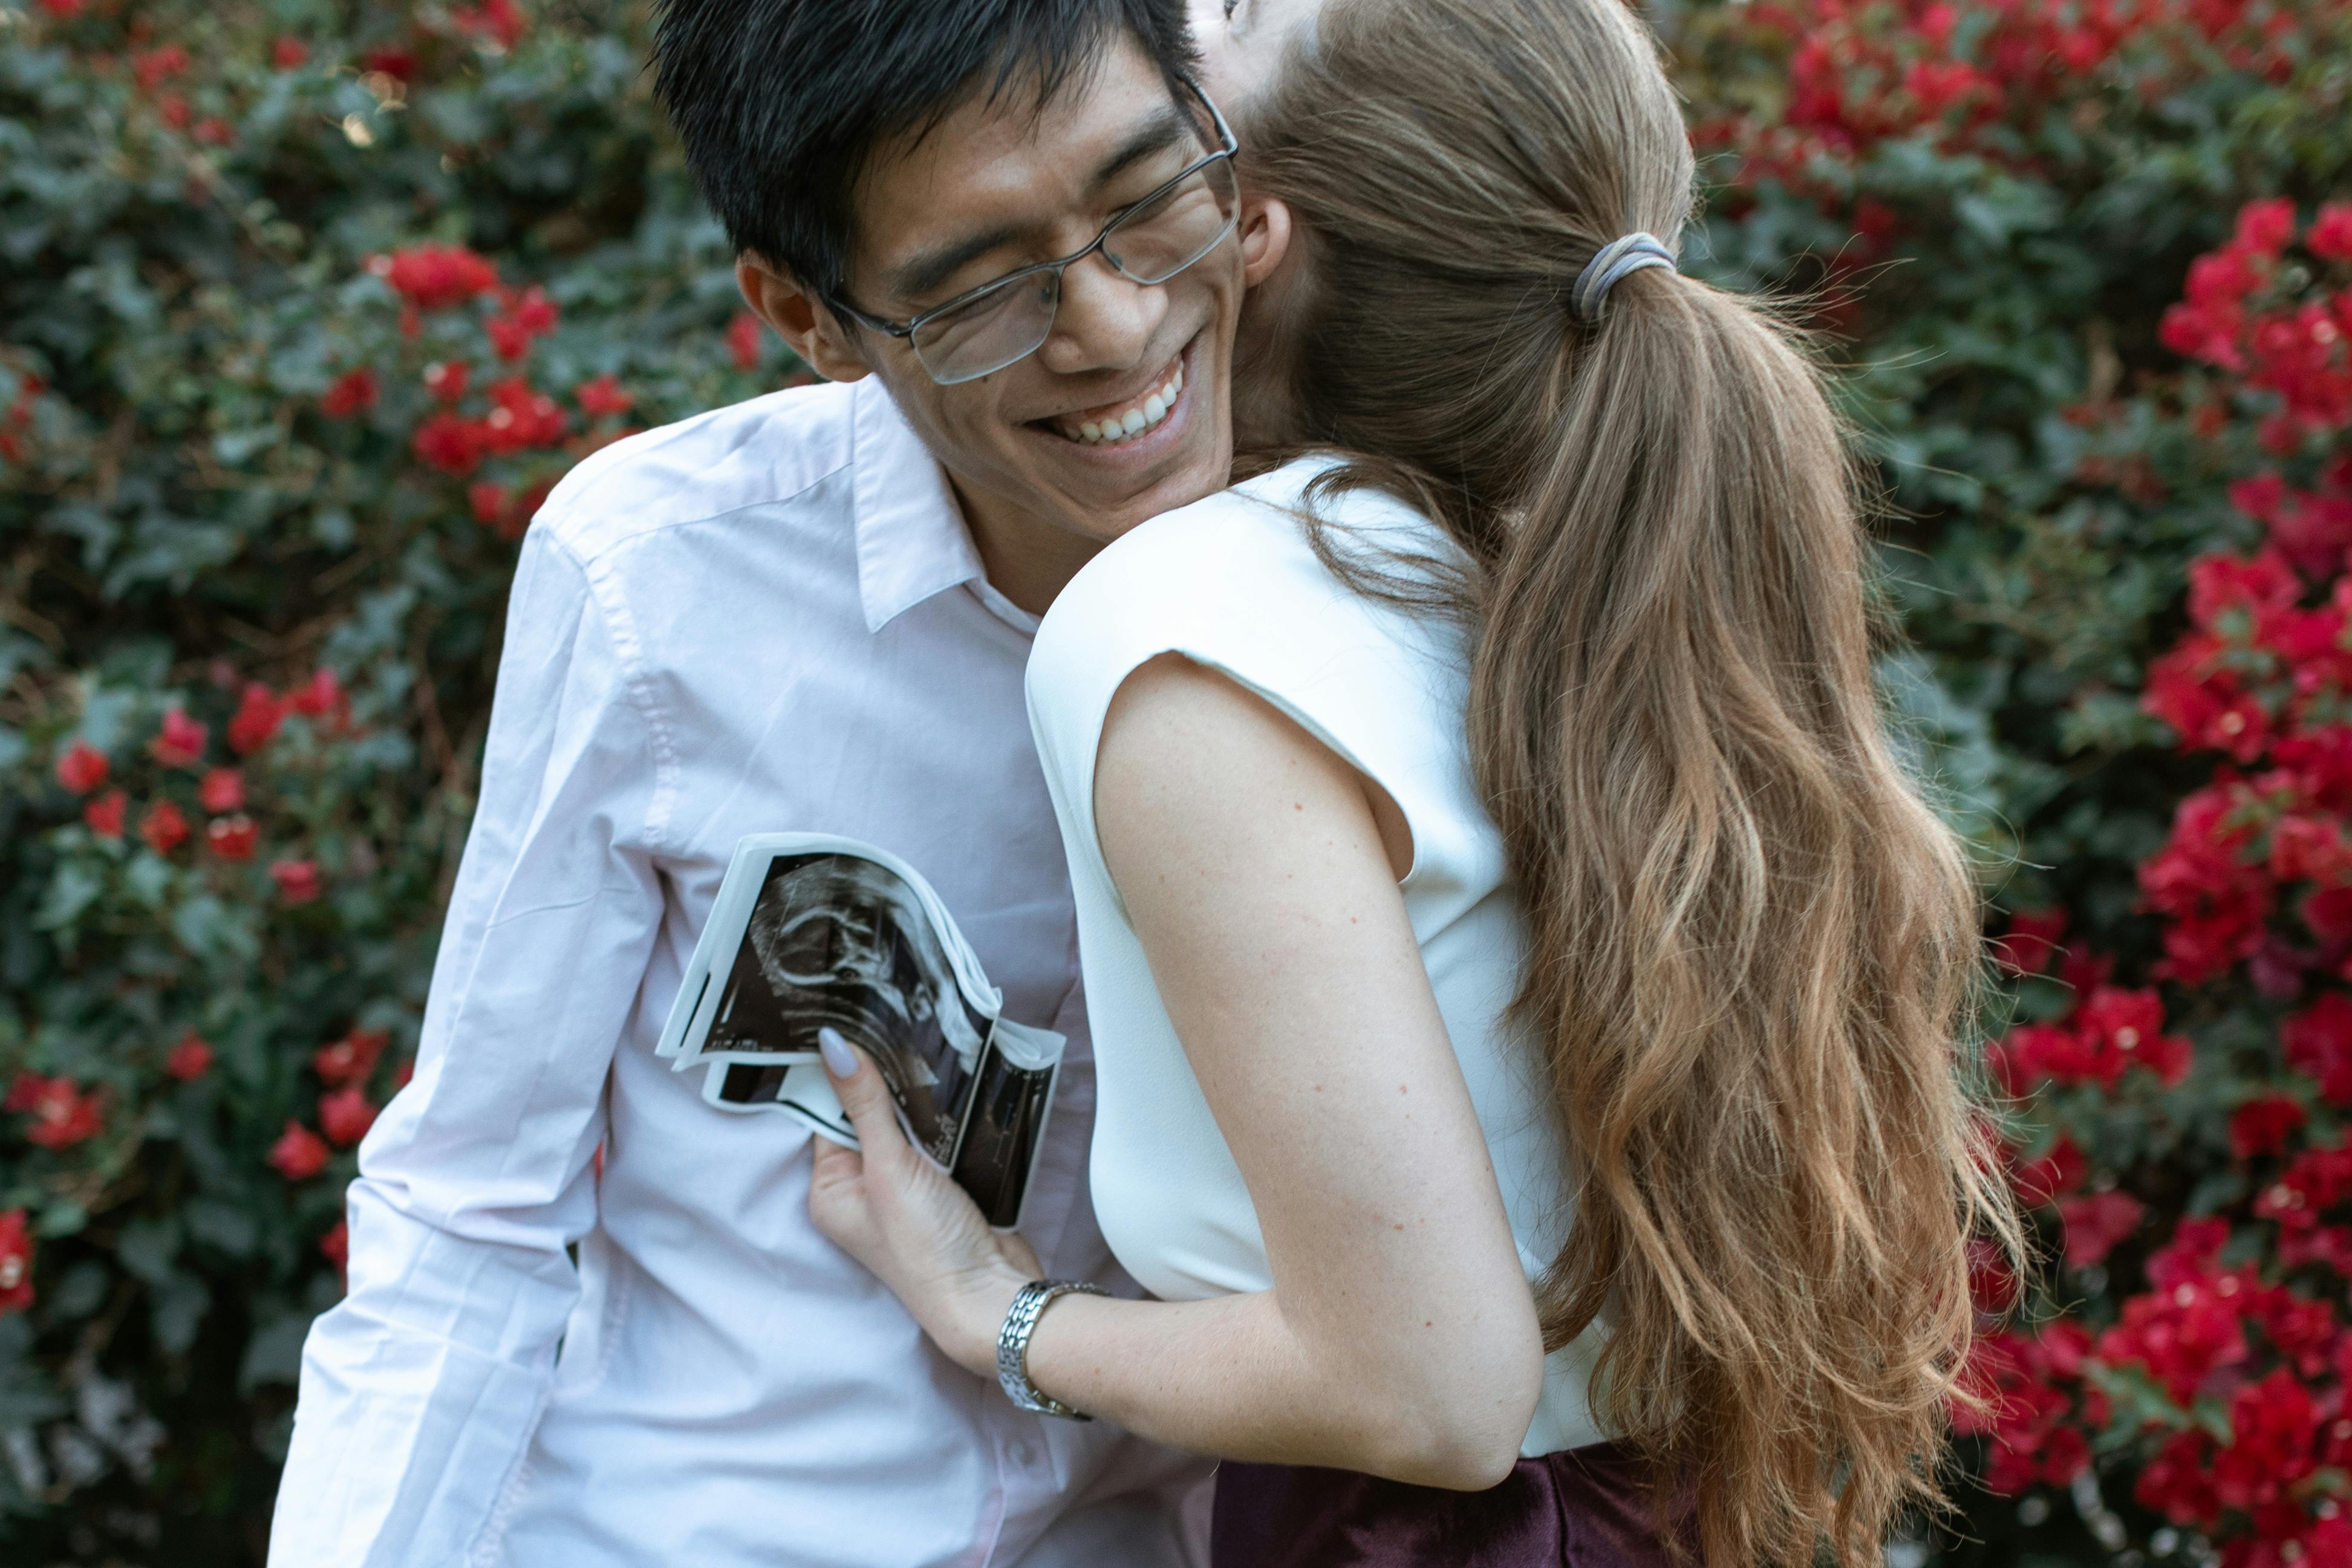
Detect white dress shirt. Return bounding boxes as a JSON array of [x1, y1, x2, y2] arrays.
[[269, 379, 1211, 1568]]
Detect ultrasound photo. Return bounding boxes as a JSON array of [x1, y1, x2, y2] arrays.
[[662, 834, 1067, 1228], [702, 852, 989, 1163]]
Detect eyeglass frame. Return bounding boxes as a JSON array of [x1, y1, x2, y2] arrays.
[[826, 81, 1241, 386]]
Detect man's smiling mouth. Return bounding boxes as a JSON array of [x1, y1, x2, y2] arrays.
[[1049, 359, 1185, 446], [1028, 337, 1199, 451]]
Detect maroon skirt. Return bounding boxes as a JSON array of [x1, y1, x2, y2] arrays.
[[1209, 1442, 1687, 1568]]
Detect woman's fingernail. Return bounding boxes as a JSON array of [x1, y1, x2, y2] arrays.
[[818, 1027, 857, 1078]]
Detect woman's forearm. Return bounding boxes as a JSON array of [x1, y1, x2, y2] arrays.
[[954, 1268, 1531, 1491]]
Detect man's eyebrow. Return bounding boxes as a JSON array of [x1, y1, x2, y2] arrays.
[[884, 101, 1196, 307]]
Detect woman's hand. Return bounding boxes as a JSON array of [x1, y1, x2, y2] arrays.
[[805, 1028, 1041, 1378]]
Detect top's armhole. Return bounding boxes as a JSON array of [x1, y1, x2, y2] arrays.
[[1082, 648, 1421, 915]]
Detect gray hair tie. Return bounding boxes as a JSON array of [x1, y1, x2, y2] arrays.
[[1571, 232, 1677, 322]]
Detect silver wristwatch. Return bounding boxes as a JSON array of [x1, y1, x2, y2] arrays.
[[996, 1279, 1108, 1420]]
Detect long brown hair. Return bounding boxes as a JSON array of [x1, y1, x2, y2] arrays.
[[1235, 1, 2021, 1561]]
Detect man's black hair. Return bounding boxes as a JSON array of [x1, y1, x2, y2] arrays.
[[653, 0, 1197, 304]]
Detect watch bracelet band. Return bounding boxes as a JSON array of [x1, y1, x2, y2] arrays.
[[996, 1279, 1109, 1420]]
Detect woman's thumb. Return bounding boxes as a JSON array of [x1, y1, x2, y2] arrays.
[[818, 1028, 902, 1153]]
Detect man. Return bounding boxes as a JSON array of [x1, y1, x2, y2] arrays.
[[269, 2, 1286, 1561]]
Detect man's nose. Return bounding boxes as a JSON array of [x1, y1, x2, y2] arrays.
[[1034, 253, 1165, 377]]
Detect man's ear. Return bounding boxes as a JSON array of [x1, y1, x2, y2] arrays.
[[737, 255, 872, 384], [1237, 193, 1294, 289]]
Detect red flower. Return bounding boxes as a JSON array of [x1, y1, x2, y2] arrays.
[[54, 740, 108, 795], [2137, 1428, 2222, 1527], [452, 0, 528, 49], [193, 117, 233, 148], [268, 1121, 330, 1181], [468, 481, 510, 527], [150, 707, 207, 767], [2189, 548, 2302, 633], [83, 789, 126, 839], [0, 1209, 30, 1315], [374, 242, 500, 313], [272, 36, 310, 70], [319, 1219, 349, 1270], [227, 682, 285, 755], [423, 360, 469, 403], [2309, 203, 2352, 264], [321, 368, 379, 419], [1992, 906, 2067, 974], [313, 1028, 388, 1088], [2236, 198, 2299, 255], [37, 0, 85, 18], [165, 1032, 213, 1081], [1990, 1020, 2094, 1092], [206, 812, 258, 860], [8, 1074, 103, 1150], [2075, 986, 2193, 1088], [486, 316, 532, 362], [131, 44, 190, 93], [360, 47, 417, 81], [2097, 1265, 2255, 1403], [2232, 1094, 2309, 1158], [198, 767, 244, 813], [1903, 59, 1986, 115], [2012, 1134, 2087, 1206], [2057, 1189, 2145, 1268], [482, 377, 565, 452], [288, 668, 345, 721], [140, 798, 189, 855], [319, 1087, 378, 1148], [575, 374, 633, 418], [412, 412, 489, 477], [728, 311, 764, 371], [270, 858, 322, 905], [2287, 993, 2352, 1105]]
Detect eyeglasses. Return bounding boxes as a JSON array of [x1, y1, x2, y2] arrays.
[[830, 85, 1240, 386]]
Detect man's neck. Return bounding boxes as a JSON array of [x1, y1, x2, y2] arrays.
[[949, 480, 1107, 619]]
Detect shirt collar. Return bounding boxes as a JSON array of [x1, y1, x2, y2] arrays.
[[852, 380, 991, 634]]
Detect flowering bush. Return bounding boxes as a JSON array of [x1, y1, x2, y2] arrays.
[[1674, 0, 2352, 1558], [2, 0, 2348, 1561], [0, 1, 791, 1558]]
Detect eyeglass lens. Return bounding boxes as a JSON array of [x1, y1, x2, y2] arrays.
[[911, 156, 1240, 386]]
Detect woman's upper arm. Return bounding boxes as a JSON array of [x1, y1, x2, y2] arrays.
[[1091, 652, 1539, 1378]]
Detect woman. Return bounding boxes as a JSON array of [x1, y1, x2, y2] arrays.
[[807, 0, 2019, 1562]]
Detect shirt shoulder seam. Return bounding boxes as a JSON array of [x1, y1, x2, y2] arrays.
[[536, 530, 683, 857], [541, 450, 856, 573]]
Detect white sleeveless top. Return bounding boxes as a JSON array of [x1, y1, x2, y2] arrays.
[[1025, 455, 1609, 1455]]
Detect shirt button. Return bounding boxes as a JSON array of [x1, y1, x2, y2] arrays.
[[1008, 1439, 1035, 1466]]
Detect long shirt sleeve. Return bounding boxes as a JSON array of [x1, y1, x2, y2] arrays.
[[269, 527, 668, 1566]]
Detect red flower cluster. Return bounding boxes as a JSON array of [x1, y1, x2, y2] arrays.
[[1992, 984, 2192, 1093], [412, 376, 569, 478], [486, 285, 558, 362], [451, 0, 528, 50], [1963, 199, 2352, 1559], [1954, 1323, 2096, 1494], [165, 1032, 213, 1082], [321, 368, 379, 420], [370, 242, 500, 312], [54, 739, 107, 795], [269, 1121, 328, 1181], [5, 1074, 103, 1150], [314, 1027, 387, 1088], [2163, 200, 2352, 455]]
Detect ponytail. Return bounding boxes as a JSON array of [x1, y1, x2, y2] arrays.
[[1240, 2, 2022, 1563]]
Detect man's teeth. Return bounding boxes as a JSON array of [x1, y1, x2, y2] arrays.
[[1064, 365, 1184, 446]]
